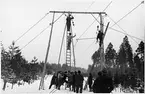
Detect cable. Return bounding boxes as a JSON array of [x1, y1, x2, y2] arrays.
[[79, 1, 113, 51], [20, 13, 64, 51], [78, 20, 96, 40], [107, 15, 138, 44], [15, 13, 49, 43], [51, 13, 64, 25], [110, 1, 144, 27], [78, 14, 144, 41], [20, 25, 50, 51], [77, 1, 113, 40], [91, 13, 144, 41], [76, 27, 144, 41], [109, 26, 144, 41], [86, 0, 96, 11], [102, 1, 113, 12], [75, 0, 109, 47], [84, 41, 96, 51]]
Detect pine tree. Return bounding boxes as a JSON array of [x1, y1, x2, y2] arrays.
[[105, 42, 117, 67], [91, 48, 101, 72], [8, 41, 27, 84], [1, 46, 15, 90], [135, 41, 144, 82], [118, 36, 133, 74]]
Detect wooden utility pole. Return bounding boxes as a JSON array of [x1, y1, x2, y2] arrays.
[[39, 13, 55, 90], [57, 25, 66, 69], [71, 26, 76, 71], [99, 13, 105, 71], [99, 13, 110, 71]]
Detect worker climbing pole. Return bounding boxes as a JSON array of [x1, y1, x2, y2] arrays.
[[96, 13, 110, 71], [93, 13, 110, 72], [99, 13, 105, 70]]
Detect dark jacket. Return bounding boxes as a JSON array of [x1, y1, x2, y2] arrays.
[[88, 74, 92, 85], [50, 75, 57, 85], [97, 31, 103, 41], [93, 76, 102, 93], [75, 74, 84, 86]]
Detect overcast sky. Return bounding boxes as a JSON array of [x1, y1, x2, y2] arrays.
[[0, 0, 144, 69]]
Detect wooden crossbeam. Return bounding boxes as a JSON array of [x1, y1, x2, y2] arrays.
[[49, 11, 106, 14]]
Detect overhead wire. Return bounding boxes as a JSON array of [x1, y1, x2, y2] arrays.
[[110, 1, 144, 28], [85, 14, 144, 41], [107, 15, 139, 44], [20, 25, 50, 51], [82, 1, 113, 51], [75, 1, 113, 47], [74, 0, 100, 47], [15, 13, 49, 43], [20, 13, 64, 51], [77, 0, 144, 42], [85, 0, 97, 11]]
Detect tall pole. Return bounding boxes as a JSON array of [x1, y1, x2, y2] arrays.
[[39, 12, 55, 90], [71, 25, 76, 71], [99, 13, 105, 71], [57, 24, 66, 69], [72, 39, 76, 70]]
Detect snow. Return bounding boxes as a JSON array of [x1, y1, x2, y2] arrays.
[[1, 75, 137, 94]]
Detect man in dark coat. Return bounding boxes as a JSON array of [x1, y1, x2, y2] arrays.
[[75, 70, 84, 93], [72, 72, 76, 92], [66, 14, 74, 31], [93, 71, 102, 93], [49, 73, 57, 89], [88, 73, 93, 91], [97, 30, 104, 47], [101, 69, 114, 93]]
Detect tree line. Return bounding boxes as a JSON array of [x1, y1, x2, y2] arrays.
[[89, 36, 144, 91], [1, 42, 86, 90]]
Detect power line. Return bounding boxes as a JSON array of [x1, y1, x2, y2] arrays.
[[102, 1, 113, 12], [78, 14, 144, 41], [15, 13, 49, 43], [110, 1, 144, 27], [108, 26, 144, 41], [86, 0, 96, 11], [20, 25, 50, 51], [78, 1, 113, 40], [91, 11, 144, 41], [75, 1, 113, 47], [80, 1, 113, 51], [107, 15, 139, 44], [77, 26, 144, 41], [78, 20, 96, 40], [20, 13, 64, 51]]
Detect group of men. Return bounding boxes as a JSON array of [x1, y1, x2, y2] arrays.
[[49, 70, 84, 93], [49, 69, 114, 93]]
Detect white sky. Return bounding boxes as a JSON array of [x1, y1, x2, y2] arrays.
[[0, 0, 145, 69]]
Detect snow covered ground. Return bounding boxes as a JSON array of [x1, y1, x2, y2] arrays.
[[1, 75, 136, 94]]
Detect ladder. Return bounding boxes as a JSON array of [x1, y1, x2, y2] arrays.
[[66, 30, 72, 70]]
